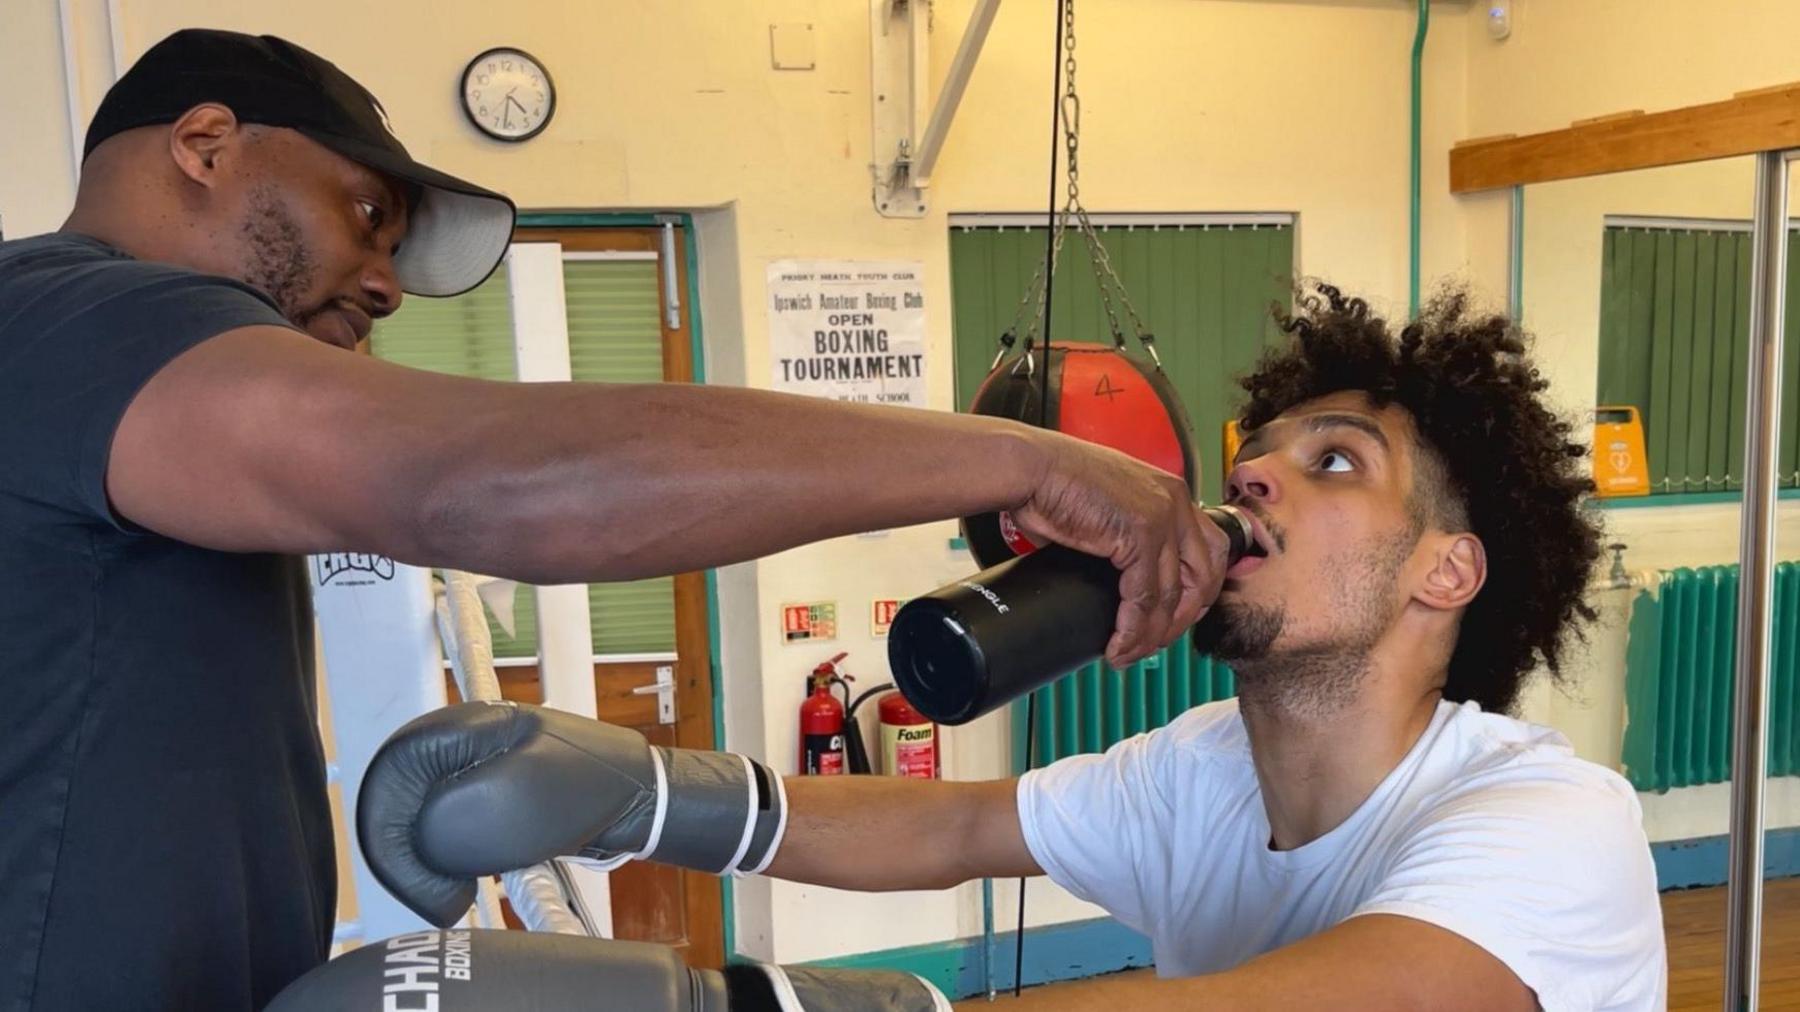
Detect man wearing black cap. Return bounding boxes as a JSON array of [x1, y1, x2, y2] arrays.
[[0, 28, 1225, 1011]]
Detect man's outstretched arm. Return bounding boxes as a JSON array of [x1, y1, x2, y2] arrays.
[[111, 325, 1224, 665], [764, 776, 1039, 891], [356, 703, 1040, 924]]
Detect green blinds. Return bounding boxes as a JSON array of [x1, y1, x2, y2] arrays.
[[1596, 226, 1800, 492], [949, 223, 1295, 504], [369, 254, 676, 657], [565, 258, 667, 383], [372, 262, 518, 380], [562, 259, 676, 655]]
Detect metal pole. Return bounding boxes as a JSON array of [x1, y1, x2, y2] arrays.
[[57, 0, 86, 192], [658, 217, 682, 331], [1507, 186, 1524, 319], [982, 877, 997, 1000], [107, 0, 128, 79], [1723, 149, 1790, 1012]]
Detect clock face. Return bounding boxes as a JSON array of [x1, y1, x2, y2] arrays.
[[461, 48, 554, 142]]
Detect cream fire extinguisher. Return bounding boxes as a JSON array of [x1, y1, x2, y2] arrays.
[[878, 691, 938, 779], [798, 653, 848, 775]]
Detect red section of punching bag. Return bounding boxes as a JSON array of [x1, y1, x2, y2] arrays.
[[961, 342, 1197, 568], [1054, 345, 1187, 481]]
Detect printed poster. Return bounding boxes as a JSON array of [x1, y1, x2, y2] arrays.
[[767, 259, 927, 406]]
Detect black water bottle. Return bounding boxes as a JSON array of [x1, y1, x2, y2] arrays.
[[888, 506, 1258, 725]]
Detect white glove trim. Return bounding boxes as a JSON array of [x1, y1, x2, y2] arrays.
[[913, 974, 954, 1012], [757, 963, 807, 1012], [740, 766, 789, 877], [721, 753, 760, 875], [563, 853, 631, 873], [637, 744, 672, 861]]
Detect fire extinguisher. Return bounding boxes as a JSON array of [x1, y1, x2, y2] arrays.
[[799, 653, 848, 775], [878, 691, 939, 779]]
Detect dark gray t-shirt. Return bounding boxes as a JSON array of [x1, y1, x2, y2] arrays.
[[0, 233, 334, 1011]]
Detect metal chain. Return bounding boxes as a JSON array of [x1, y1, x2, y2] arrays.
[[995, 0, 1163, 370], [1061, 0, 1079, 216], [1000, 0, 1080, 367], [996, 210, 1073, 376], [1059, 3, 1127, 349], [1062, 0, 1159, 362]]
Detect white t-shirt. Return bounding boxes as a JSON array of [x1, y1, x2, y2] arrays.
[[1017, 697, 1665, 1011]]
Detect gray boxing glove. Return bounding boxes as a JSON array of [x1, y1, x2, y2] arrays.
[[266, 929, 952, 1012], [358, 701, 787, 926]]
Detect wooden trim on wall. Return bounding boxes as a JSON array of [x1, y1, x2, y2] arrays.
[[1450, 82, 1800, 193], [515, 227, 661, 253]]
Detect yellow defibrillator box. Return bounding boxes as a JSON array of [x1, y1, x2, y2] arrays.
[[1592, 405, 1651, 497]]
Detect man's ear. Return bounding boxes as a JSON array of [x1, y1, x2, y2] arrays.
[[1415, 533, 1486, 611], [167, 103, 243, 186]]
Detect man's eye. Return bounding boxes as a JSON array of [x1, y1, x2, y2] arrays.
[[359, 200, 385, 230], [1319, 449, 1355, 473]]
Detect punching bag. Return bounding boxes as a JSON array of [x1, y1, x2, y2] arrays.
[[962, 341, 1198, 568]]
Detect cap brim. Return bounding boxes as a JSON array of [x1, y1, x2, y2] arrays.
[[301, 130, 516, 298]]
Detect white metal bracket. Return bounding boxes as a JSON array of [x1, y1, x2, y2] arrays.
[[869, 0, 1003, 218], [869, 0, 929, 217]]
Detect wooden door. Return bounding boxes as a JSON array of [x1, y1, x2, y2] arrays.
[[450, 224, 724, 968]]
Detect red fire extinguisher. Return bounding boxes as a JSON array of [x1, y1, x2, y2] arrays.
[[799, 653, 848, 775], [878, 691, 939, 779]]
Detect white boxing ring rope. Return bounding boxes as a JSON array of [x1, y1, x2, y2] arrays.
[[435, 570, 596, 938]]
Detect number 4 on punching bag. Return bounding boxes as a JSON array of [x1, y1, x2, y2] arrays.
[[962, 341, 1199, 569]]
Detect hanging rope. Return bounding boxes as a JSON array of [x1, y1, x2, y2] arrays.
[[1002, 0, 1168, 993], [1016, 0, 1071, 994]]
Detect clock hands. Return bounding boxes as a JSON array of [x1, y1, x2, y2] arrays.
[[502, 89, 530, 130]]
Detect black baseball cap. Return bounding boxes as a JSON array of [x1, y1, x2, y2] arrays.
[[85, 29, 515, 297]]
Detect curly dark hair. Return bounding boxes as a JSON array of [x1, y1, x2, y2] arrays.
[[1235, 281, 1602, 714]]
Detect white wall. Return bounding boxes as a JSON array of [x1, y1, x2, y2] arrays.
[[1460, 0, 1800, 414], [1460, 2, 1800, 849], [12, 0, 1800, 969], [1515, 501, 1800, 845]]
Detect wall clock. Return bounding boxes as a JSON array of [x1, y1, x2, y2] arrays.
[[461, 47, 555, 142]]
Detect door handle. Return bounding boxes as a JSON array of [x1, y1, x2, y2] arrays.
[[629, 664, 676, 725]]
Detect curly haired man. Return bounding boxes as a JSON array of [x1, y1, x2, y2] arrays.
[[761, 282, 1665, 1010]]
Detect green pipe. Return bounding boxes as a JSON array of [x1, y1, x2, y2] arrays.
[[1409, 0, 1429, 316]]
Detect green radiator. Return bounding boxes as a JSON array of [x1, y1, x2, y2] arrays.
[[1622, 562, 1800, 791], [1011, 647, 1238, 773]]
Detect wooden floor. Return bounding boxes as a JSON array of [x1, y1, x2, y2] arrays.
[[1667, 876, 1800, 1011], [1018, 877, 1800, 1008]]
